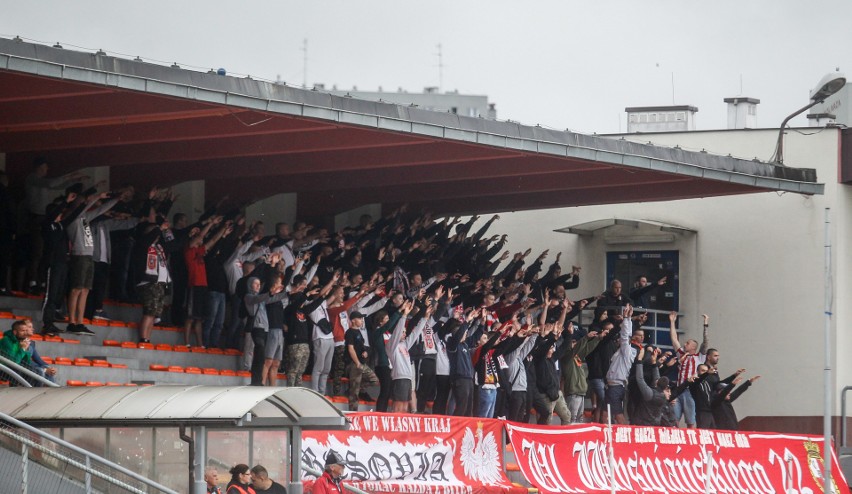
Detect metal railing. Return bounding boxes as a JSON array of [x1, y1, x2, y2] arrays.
[[0, 352, 61, 388], [0, 411, 178, 494], [577, 307, 684, 349], [840, 386, 852, 456]]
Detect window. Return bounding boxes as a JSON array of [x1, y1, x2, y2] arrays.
[[640, 114, 648, 123], [629, 114, 638, 123], [675, 112, 685, 121], [451, 107, 458, 114], [606, 250, 680, 347]]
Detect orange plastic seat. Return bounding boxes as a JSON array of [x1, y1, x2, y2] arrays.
[[92, 360, 110, 368], [59, 338, 79, 344], [224, 349, 242, 356], [190, 346, 207, 353], [41, 357, 54, 364], [277, 373, 287, 380], [85, 381, 104, 387], [124, 383, 138, 386], [126, 322, 139, 329], [0, 311, 14, 318], [206, 348, 224, 355], [91, 319, 108, 326], [202, 368, 219, 375], [120, 342, 137, 349], [105, 382, 123, 386], [185, 367, 201, 374], [103, 340, 121, 347], [30, 334, 44, 341], [167, 366, 184, 373], [108, 321, 127, 327], [173, 345, 189, 353], [236, 370, 251, 377], [220, 369, 236, 376], [73, 358, 92, 367], [109, 363, 128, 369], [44, 336, 62, 343], [138, 342, 154, 350], [54, 358, 72, 366], [155, 344, 173, 351], [67, 380, 85, 386], [149, 364, 167, 371]]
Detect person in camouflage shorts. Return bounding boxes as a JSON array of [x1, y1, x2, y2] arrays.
[[344, 312, 378, 410], [287, 342, 310, 387]]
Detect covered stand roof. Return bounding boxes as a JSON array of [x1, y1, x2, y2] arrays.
[[0, 37, 822, 218], [0, 385, 346, 429]]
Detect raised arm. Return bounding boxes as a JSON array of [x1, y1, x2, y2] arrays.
[[699, 313, 710, 354], [668, 311, 682, 350], [634, 347, 654, 402]]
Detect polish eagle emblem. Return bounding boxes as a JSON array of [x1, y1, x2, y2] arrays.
[[460, 421, 501, 484]]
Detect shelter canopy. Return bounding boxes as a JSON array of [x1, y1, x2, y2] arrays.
[[0, 37, 822, 218], [0, 385, 346, 429]]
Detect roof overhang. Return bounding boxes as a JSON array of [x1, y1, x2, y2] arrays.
[[0, 37, 823, 217], [555, 218, 697, 236], [0, 385, 347, 429]]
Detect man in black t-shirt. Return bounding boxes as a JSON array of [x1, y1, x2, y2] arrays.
[[344, 311, 378, 411], [250, 464, 287, 494]]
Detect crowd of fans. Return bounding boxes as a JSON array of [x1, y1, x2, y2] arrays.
[[0, 158, 761, 429]]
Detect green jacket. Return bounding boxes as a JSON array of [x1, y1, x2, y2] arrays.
[[560, 335, 601, 396], [371, 312, 402, 368], [0, 329, 32, 368]]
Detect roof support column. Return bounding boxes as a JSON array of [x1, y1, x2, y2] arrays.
[[290, 426, 303, 494], [192, 425, 207, 494]]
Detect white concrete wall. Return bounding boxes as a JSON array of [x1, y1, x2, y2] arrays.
[[468, 127, 847, 420]]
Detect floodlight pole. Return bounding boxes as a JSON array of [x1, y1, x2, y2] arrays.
[[772, 100, 819, 165], [773, 73, 846, 165]]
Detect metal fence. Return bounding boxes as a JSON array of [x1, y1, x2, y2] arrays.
[[577, 306, 682, 349], [0, 412, 178, 494]]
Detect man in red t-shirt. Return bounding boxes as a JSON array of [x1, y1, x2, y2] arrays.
[[183, 217, 228, 347]]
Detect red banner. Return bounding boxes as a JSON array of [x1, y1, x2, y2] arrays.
[[506, 422, 849, 494], [302, 413, 525, 494]]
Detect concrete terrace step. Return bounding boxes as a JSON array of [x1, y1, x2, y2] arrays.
[[0, 294, 144, 326], [35, 339, 242, 369], [36, 319, 198, 348]]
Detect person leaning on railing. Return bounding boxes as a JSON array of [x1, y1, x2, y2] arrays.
[[0, 319, 57, 385]]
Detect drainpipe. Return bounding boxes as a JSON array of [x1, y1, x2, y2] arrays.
[[180, 425, 194, 494]]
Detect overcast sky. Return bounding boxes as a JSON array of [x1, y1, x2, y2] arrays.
[[3, 1, 851, 134]]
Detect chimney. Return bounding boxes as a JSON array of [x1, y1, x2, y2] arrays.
[[723, 97, 759, 129]]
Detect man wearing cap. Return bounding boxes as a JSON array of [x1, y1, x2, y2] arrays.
[[345, 311, 378, 410], [313, 451, 347, 494]]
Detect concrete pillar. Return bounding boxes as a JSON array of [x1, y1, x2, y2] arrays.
[[245, 193, 297, 229], [170, 180, 206, 223]]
